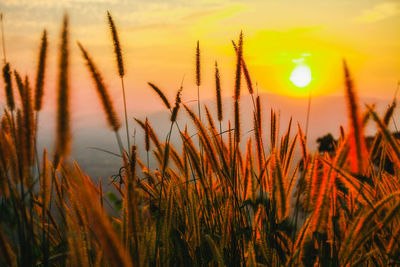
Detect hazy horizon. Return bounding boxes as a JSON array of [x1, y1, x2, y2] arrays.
[[26, 91, 395, 178]]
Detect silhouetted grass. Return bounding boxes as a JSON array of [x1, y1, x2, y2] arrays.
[[0, 12, 400, 267]]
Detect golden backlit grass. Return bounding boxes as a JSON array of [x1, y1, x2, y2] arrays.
[[1, 13, 400, 267]]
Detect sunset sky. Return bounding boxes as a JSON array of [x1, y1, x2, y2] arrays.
[[0, 0, 399, 119]]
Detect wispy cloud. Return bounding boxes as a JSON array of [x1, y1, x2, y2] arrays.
[[0, 0, 233, 32], [355, 2, 400, 23]]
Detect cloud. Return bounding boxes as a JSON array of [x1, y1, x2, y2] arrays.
[[355, 2, 400, 23], [0, 0, 231, 31]]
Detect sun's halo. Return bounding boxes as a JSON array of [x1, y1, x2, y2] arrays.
[[290, 65, 312, 88]]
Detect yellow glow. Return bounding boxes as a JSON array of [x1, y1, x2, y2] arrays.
[[290, 65, 311, 87], [1, 0, 398, 112]]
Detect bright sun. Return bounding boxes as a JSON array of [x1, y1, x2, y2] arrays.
[[290, 65, 312, 88]]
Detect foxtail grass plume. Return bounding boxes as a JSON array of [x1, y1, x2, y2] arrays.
[[34, 30, 47, 111], [383, 101, 396, 125], [78, 42, 121, 132], [23, 76, 34, 164], [107, 11, 130, 151], [171, 88, 182, 122], [2, 63, 14, 111], [270, 109, 277, 149], [55, 14, 71, 161], [196, 41, 202, 131], [254, 96, 263, 169], [135, 117, 162, 155], [14, 70, 24, 99], [145, 117, 150, 152], [242, 55, 253, 95], [343, 60, 367, 174], [196, 40, 200, 87], [148, 82, 171, 110], [370, 102, 397, 157], [233, 37, 253, 95], [234, 32, 243, 101], [256, 96, 262, 132], [234, 100, 240, 143], [107, 11, 124, 78], [215, 61, 223, 122]]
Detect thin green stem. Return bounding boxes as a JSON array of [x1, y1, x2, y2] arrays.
[[114, 131, 124, 156], [120, 77, 130, 152], [34, 112, 41, 177], [0, 13, 6, 63]]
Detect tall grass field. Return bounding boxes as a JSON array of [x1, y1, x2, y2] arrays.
[[1, 13, 400, 267]]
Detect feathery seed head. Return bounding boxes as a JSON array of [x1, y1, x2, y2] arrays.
[[14, 70, 24, 99], [34, 29, 48, 111], [145, 117, 150, 151], [170, 88, 182, 122], [2, 63, 14, 111], [215, 61, 223, 121], [196, 40, 200, 86], [343, 59, 367, 174], [256, 96, 262, 131], [234, 32, 243, 101], [130, 145, 136, 178], [148, 82, 171, 110], [55, 14, 71, 160], [107, 11, 124, 78], [78, 42, 121, 132], [234, 100, 240, 143]]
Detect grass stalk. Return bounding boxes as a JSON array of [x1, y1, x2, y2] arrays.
[[120, 77, 130, 151], [0, 13, 6, 63]]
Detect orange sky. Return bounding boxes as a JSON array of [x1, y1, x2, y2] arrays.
[[0, 0, 399, 119]]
